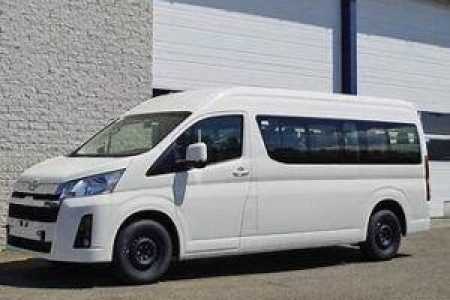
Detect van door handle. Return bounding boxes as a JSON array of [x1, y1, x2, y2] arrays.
[[233, 167, 249, 177]]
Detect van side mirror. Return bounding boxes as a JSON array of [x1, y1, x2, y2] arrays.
[[186, 142, 207, 166]]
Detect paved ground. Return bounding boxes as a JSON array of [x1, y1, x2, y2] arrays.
[[0, 220, 449, 300]]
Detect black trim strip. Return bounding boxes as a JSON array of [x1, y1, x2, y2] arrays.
[[7, 235, 52, 253], [12, 191, 60, 201], [8, 203, 59, 223]]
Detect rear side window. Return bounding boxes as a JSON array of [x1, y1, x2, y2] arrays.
[[308, 120, 340, 163], [342, 122, 360, 163], [258, 117, 341, 164], [258, 117, 308, 163], [256, 116, 421, 164], [359, 122, 421, 164]]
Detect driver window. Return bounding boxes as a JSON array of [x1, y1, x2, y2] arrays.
[[148, 115, 243, 176]]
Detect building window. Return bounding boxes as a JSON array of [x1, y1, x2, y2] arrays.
[[427, 139, 450, 161], [421, 112, 450, 135]]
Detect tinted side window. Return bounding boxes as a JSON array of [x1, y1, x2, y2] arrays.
[[359, 122, 421, 164], [307, 119, 340, 163], [256, 116, 340, 164], [342, 121, 360, 163], [148, 115, 243, 176], [257, 116, 421, 165], [190, 116, 243, 164], [385, 124, 421, 163], [359, 123, 390, 163]]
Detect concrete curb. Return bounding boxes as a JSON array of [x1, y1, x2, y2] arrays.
[[432, 218, 450, 229]]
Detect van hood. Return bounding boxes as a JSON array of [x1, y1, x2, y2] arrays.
[[18, 156, 134, 184]]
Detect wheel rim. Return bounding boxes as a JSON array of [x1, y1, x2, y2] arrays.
[[128, 236, 159, 270], [375, 220, 395, 250]]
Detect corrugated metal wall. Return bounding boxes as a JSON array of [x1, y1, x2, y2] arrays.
[[153, 0, 341, 93], [357, 0, 450, 112]]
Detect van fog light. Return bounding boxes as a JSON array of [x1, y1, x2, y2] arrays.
[[74, 214, 93, 249]]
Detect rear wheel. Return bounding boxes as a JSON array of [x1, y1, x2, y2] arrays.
[[360, 210, 402, 261], [113, 220, 173, 284], [47, 260, 75, 268]]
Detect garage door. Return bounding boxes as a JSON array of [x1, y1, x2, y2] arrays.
[[153, 0, 341, 92], [357, 0, 450, 113]]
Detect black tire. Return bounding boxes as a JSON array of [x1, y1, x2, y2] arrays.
[[360, 210, 402, 261], [46, 260, 75, 268], [113, 220, 173, 284]]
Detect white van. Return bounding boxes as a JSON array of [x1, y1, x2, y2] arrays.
[[7, 87, 430, 283]]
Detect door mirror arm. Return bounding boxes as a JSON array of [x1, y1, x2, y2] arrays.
[[175, 159, 206, 170]]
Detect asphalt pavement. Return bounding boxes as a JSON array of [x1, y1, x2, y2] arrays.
[[0, 220, 449, 300]]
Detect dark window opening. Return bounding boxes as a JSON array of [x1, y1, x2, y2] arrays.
[[148, 115, 243, 176], [421, 112, 450, 135], [257, 116, 421, 165], [427, 139, 450, 161]]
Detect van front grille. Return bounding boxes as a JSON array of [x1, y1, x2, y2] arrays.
[[11, 191, 60, 201], [8, 203, 59, 223]]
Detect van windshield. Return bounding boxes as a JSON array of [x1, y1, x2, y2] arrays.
[[71, 112, 191, 157]]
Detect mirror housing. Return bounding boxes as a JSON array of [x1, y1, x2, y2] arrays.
[[186, 142, 207, 166]]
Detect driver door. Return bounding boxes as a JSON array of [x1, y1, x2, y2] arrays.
[[147, 113, 251, 254]]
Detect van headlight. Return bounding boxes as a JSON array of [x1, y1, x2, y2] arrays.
[[59, 169, 124, 200]]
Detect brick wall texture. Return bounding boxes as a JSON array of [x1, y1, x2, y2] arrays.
[[0, 0, 153, 246]]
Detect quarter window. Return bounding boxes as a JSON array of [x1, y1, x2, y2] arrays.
[[359, 123, 421, 164]]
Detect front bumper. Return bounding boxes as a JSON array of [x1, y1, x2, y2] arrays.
[[7, 195, 114, 263]]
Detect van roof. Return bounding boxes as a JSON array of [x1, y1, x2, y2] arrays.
[[125, 87, 417, 116]]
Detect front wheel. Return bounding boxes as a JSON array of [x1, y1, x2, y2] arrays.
[[113, 220, 173, 284], [360, 210, 402, 261]]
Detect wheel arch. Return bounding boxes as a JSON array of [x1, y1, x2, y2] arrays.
[[113, 209, 183, 261], [368, 199, 407, 236]]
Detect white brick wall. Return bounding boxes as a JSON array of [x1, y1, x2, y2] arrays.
[[0, 0, 153, 245]]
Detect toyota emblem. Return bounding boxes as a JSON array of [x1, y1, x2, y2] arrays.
[[28, 180, 39, 191]]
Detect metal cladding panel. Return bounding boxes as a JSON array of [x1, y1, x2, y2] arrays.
[[154, 0, 341, 93], [357, 0, 450, 113], [429, 161, 450, 217]]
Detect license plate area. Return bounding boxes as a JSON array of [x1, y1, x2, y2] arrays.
[[8, 218, 54, 242]]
